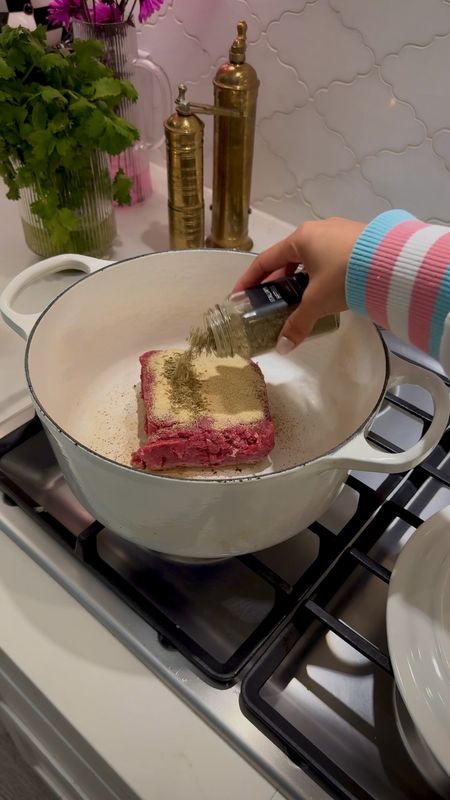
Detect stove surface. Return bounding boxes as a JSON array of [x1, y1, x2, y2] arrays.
[[0, 339, 449, 800]]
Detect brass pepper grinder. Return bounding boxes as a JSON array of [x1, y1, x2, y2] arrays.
[[206, 20, 259, 251], [164, 21, 259, 251], [164, 85, 240, 249], [164, 85, 205, 250]]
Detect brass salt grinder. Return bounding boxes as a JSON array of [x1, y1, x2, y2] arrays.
[[164, 21, 259, 251]]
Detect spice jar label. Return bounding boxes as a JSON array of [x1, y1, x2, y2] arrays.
[[245, 272, 309, 315]]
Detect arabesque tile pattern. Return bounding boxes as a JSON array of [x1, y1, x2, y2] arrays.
[[139, 0, 450, 225]]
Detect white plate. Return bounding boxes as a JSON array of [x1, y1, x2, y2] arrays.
[[387, 505, 450, 776]]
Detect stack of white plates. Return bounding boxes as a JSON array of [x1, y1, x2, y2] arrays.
[[387, 506, 450, 790]]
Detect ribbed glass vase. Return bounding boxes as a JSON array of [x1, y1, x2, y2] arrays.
[[72, 19, 171, 205], [20, 153, 116, 257]]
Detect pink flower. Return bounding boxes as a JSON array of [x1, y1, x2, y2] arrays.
[[138, 0, 163, 24], [48, 0, 163, 28], [90, 1, 122, 22], [47, 0, 82, 28]]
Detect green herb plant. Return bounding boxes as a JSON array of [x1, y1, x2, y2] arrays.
[[0, 25, 139, 249]]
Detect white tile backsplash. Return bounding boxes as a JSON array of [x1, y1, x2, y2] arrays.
[[330, 0, 450, 61], [140, 0, 450, 226], [247, 34, 309, 120], [315, 69, 426, 159], [362, 141, 450, 221], [266, 1, 374, 94], [260, 103, 355, 181], [382, 36, 450, 136], [432, 129, 450, 171], [302, 166, 390, 220]]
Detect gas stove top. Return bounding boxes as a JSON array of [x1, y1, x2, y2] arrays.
[[0, 337, 449, 800]]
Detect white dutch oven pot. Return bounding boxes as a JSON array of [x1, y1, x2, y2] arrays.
[[1, 250, 449, 560]]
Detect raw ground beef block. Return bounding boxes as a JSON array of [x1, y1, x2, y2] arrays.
[[131, 349, 275, 470]]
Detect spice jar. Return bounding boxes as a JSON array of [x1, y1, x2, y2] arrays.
[[199, 272, 339, 358]]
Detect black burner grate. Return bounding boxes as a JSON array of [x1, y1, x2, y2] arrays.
[[0, 401, 415, 687], [0, 355, 448, 719], [241, 363, 450, 800], [0, 418, 387, 686]]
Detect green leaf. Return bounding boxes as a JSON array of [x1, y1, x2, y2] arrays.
[[0, 57, 14, 79], [72, 39, 105, 61], [101, 116, 139, 154], [6, 47, 26, 72], [48, 208, 79, 249], [41, 87, 67, 105], [56, 138, 73, 158], [1, 105, 22, 124], [119, 79, 138, 102], [31, 190, 58, 222], [16, 165, 34, 188], [49, 112, 68, 133], [11, 106, 27, 125], [32, 102, 47, 129], [69, 97, 92, 116], [19, 122, 33, 140], [32, 25, 48, 46], [29, 129, 55, 160], [83, 109, 106, 138], [6, 184, 20, 201], [40, 53, 68, 73], [91, 77, 123, 100], [112, 169, 132, 206], [30, 198, 52, 222], [59, 208, 78, 231]]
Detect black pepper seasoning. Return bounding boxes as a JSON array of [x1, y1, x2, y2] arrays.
[[191, 272, 340, 358], [163, 351, 207, 416]]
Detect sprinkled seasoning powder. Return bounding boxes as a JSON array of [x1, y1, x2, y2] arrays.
[[163, 323, 217, 415], [189, 324, 215, 355], [163, 273, 339, 418], [162, 350, 207, 416]]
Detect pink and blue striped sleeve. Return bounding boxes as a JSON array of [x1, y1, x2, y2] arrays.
[[346, 210, 450, 365]]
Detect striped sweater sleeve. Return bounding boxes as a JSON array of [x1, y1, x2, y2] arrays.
[[346, 209, 450, 373]]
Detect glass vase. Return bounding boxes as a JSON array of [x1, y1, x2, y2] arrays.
[[72, 20, 171, 205], [20, 153, 116, 258]]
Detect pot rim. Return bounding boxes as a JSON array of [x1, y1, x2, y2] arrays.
[[24, 250, 390, 485]]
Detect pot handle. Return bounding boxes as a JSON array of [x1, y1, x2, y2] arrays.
[[322, 353, 449, 473], [0, 253, 113, 341]]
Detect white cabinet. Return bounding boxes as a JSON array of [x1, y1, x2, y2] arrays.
[[0, 662, 134, 800], [0, 700, 88, 800]]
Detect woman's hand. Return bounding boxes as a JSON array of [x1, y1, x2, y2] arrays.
[[234, 217, 366, 354]]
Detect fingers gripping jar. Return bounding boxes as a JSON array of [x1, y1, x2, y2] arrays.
[[201, 272, 340, 358]]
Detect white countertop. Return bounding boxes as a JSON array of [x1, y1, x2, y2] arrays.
[[0, 523, 283, 800], [0, 164, 295, 800]]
